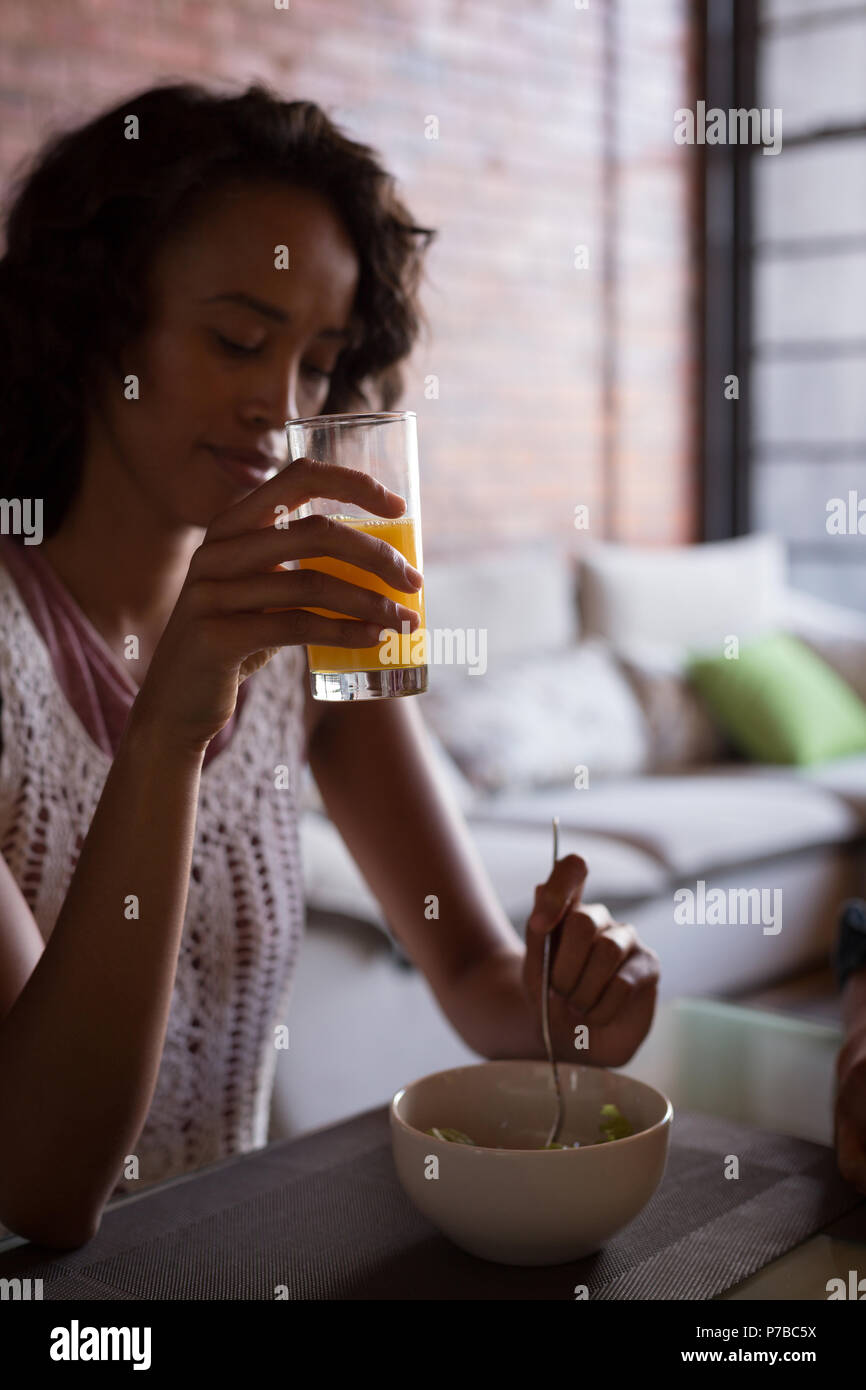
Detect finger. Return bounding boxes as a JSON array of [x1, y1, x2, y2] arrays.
[[549, 905, 601, 996], [205, 456, 408, 542], [524, 856, 589, 1006], [580, 946, 660, 1027], [187, 568, 422, 632], [542, 901, 614, 996], [563, 921, 639, 1013], [527, 854, 588, 935], [195, 606, 388, 659], [191, 512, 423, 594]]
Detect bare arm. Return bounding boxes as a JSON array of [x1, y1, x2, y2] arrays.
[[0, 459, 430, 1250], [306, 695, 544, 1059], [0, 709, 205, 1248], [307, 693, 660, 1067]]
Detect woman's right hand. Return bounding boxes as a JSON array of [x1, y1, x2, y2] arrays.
[[133, 457, 424, 753]]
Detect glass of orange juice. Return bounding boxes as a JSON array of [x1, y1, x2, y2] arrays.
[[284, 411, 427, 701]]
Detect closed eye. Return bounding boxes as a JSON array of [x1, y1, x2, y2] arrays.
[[214, 331, 262, 356], [213, 332, 333, 381]]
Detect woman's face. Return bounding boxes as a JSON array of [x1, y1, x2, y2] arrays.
[[89, 179, 361, 529]]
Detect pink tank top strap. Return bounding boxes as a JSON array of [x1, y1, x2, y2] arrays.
[[0, 535, 247, 764]]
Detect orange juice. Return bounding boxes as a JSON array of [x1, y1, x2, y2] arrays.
[[297, 516, 426, 673]]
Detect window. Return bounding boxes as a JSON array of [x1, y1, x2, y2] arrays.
[[702, 0, 866, 610], [752, 0, 866, 609]]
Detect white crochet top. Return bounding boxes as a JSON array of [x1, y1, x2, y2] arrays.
[[0, 557, 309, 1223]]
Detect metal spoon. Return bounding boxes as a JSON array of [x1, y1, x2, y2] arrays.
[[541, 815, 563, 1148]]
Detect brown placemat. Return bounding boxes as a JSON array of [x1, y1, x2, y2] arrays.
[[0, 1105, 863, 1300]]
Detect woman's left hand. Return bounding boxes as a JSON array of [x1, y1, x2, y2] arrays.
[[522, 853, 660, 1067]]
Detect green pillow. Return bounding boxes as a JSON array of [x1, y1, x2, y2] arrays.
[[686, 632, 866, 766]]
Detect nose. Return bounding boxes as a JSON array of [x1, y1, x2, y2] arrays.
[[239, 362, 300, 436]]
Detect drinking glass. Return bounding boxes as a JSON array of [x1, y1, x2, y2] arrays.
[[284, 411, 427, 701]]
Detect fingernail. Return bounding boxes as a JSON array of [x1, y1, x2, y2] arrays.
[[528, 912, 546, 931]]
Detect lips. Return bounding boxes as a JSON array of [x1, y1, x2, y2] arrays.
[[205, 445, 282, 487], [208, 444, 281, 469]]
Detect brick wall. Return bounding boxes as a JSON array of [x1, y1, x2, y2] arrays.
[[0, 0, 697, 559]]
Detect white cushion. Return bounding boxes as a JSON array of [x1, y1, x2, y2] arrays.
[[299, 809, 667, 930], [421, 638, 651, 792], [578, 532, 787, 653], [776, 586, 866, 642], [465, 822, 669, 913], [796, 754, 866, 823], [422, 543, 578, 674], [476, 770, 861, 878]]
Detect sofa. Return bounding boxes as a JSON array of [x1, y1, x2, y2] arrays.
[[270, 532, 866, 1140]]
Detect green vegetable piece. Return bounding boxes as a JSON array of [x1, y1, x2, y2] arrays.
[[426, 1126, 475, 1145], [544, 1140, 565, 1149], [599, 1102, 634, 1142]]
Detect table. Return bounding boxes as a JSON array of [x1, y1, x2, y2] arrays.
[[0, 1101, 863, 1299], [2, 993, 863, 1299], [625, 994, 866, 1298]]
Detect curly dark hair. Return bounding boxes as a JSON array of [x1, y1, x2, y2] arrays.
[[0, 80, 437, 539]]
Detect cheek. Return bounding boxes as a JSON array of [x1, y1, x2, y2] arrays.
[[147, 322, 210, 394], [125, 326, 215, 441]]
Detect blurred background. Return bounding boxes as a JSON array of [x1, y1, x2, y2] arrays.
[[721, 0, 866, 612], [0, 0, 694, 553], [2, 2, 863, 600], [1, 0, 864, 1147]]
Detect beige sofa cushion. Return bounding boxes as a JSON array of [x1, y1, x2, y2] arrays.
[[422, 543, 578, 674], [475, 768, 861, 878], [421, 639, 650, 792], [578, 532, 786, 652], [299, 810, 668, 931]]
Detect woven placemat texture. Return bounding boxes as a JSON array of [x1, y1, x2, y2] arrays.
[[0, 1106, 862, 1300]]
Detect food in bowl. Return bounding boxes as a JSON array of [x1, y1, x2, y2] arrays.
[[426, 1103, 634, 1148], [391, 1060, 673, 1265]]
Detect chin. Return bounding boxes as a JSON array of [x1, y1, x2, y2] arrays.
[[167, 487, 227, 533], [174, 466, 251, 529]]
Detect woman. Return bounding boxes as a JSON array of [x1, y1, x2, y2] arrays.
[[0, 81, 660, 1249]]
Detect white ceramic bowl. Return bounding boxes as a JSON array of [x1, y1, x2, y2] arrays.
[[390, 1060, 673, 1266]]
